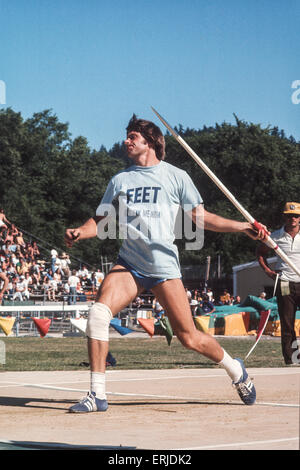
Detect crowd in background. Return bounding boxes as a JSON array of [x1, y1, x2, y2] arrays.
[[0, 209, 105, 304], [0, 209, 267, 311]]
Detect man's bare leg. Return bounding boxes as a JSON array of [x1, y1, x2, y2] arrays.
[[152, 279, 242, 378], [88, 264, 145, 373], [69, 265, 144, 412]]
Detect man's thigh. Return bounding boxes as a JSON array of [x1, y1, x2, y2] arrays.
[[96, 264, 144, 315], [151, 278, 195, 333]]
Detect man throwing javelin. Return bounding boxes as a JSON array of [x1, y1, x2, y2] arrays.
[[65, 114, 268, 412]]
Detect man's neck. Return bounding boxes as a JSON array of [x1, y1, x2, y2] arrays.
[[131, 149, 160, 167], [284, 224, 300, 238]]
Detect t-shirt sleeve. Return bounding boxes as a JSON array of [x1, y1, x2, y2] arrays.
[[178, 171, 203, 210], [96, 178, 118, 216]]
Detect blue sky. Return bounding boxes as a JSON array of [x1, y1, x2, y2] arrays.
[[1, 0, 300, 150]]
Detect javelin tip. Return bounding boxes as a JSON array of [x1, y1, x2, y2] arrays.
[[151, 106, 178, 138]]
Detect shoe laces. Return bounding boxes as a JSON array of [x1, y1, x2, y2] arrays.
[[79, 392, 95, 405], [234, 378, 253, 395]]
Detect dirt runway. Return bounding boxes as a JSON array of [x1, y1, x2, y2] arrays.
[[0, 367, 299, 451]]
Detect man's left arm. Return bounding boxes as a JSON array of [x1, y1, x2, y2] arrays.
[[190, 205, 268, 240]]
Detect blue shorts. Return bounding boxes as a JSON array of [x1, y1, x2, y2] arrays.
[[116, 257, 167, 290]]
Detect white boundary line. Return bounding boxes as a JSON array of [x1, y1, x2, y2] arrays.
[[174, 437, 299, 450], [3, 382, 298, 408]]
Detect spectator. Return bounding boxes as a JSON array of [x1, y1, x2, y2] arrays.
[[259, 292, 267, 299], [50, 248, 58, 274], [12, 275, 27, 301], [15, 231, 26, 248], [190, 299, 199, 317], [0, 271, 9, 304], [60, 252, 71, 277], [94, 269, 104, 287], [0, 208, 11, 231], [68, 269, 80, 305], [32, 241, 40, 259], [152, 297, 164, 318], [219, 289, 231, 305], [43, 276, 56, 301], [196, 295, 215, 316]]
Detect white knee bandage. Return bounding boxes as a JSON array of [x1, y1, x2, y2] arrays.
[[86, 302, 113, 341]]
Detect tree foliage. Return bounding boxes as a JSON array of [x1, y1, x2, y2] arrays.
[[0, 108, 299, 274]]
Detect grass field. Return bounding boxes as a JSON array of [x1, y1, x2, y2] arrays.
[[0, 335, 285, 371]]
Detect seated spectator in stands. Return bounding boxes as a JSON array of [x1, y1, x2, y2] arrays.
[[16, 258, 30, 276], [43, 276, 56, 301], [25, 242, 35, 260], [6, 260, 16, 277], [219, 289, 231, 305], [15, 245, 24, 259], [30, 260, 41, 284], [3, 228, 14, 244], [76, 278, 87, 302], [23, 253, 32, 271], [152, 297, 165, 318], [134, 296, 144, 308], [32, 241, 40, 258], [233, 295, 241, 305], [196, 295, 216, 316], [77, 265, 90, 279], [1, 256, 9, 272], [10, 253, 19, 267], [12, 275, 28, 301]]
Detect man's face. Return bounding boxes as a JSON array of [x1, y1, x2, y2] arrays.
[[125, 131, 149, 159], [284, 213, 300, 229]]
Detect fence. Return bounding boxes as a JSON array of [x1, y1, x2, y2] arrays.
[[0, 303, 154, 337]]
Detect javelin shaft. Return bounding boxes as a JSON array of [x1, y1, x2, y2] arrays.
[[151, 107, 300, 278]]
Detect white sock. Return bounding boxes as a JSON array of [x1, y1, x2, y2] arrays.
[[218, 349, 243, 383], [91, 372, 106, 399]]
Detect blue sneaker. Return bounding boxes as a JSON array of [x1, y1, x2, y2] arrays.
[[69, 392, 108, 413], [233, 358, 256, 405]]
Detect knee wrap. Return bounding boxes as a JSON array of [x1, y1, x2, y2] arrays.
[[86, 302, 113, 341]]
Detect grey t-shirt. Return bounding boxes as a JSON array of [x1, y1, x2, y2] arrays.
[[96, 161, 203, 278]]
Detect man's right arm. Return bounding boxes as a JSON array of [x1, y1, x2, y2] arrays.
[[64, 216, 104, 248], [256, 242, 278, 280]]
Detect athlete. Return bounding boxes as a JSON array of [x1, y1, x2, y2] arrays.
[[65, 114, 268, 412]]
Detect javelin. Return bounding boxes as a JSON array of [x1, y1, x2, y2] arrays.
[[151, 107, 300, 277]]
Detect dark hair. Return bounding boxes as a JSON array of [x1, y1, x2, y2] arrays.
[[126, 114, 165, 160]]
